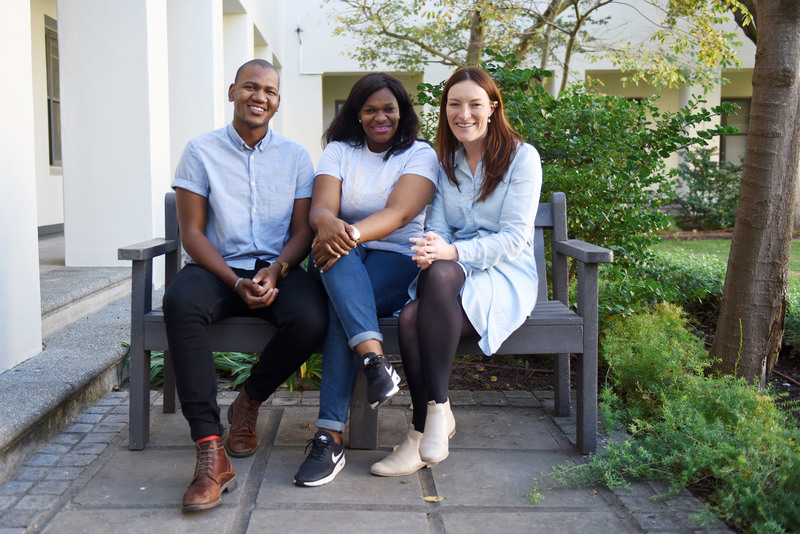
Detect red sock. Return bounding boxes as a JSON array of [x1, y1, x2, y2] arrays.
[[196, 435, 220, 444]]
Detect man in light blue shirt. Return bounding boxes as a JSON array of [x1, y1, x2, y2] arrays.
[[163, 59, 327, 513]]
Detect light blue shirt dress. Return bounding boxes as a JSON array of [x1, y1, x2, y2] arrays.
[[414, 143, 543, 355]]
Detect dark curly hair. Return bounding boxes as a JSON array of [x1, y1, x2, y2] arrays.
[[324, 73, 420, 160]]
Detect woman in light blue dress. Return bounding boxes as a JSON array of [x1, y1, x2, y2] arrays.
[[371, 66, 542, 477]]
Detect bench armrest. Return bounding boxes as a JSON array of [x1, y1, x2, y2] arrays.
[[118, 238, 178, 261], [554, 239, 614, 264]]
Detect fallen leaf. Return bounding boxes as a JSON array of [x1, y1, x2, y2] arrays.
[[490, 376, 497, 382], [589, 490, 597, 496], [422, 495, 445, 502]]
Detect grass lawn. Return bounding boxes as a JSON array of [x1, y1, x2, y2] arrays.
[[655, 238, 800, 282]]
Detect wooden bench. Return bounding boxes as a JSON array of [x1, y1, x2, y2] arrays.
[[119, 191, 613, 454]]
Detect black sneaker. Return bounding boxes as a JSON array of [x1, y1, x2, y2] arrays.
[[362, 353, 400, 408], [293, 430, 346, 487]]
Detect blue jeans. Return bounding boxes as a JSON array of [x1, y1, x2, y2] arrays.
[[315, 245, 419, 432]]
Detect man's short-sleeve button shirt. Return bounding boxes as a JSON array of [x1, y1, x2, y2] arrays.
[[172, 124, 315, 269]]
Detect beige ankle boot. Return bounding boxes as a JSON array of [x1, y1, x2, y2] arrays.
[[418, 400, 456, 464], [370, 427, 435, 477]]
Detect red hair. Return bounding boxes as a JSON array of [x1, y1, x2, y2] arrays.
[[435, 66, 522, 201]]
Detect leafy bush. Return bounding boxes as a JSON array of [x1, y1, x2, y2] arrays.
[[415, 51, 738, 265], [598, 249, 726, 321], [142, 350, 323, 392], [672, 146, 742, 230], [529, 303, 800, 533]]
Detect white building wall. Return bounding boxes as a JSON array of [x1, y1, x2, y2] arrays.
[[31, 0, 63, 229], [58, 0, 171, 267], [222, 12, 253, 126], [0, 1, 43, 373], [167, 0, 225, 179]]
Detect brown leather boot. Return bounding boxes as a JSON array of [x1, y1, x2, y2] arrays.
[[225, 387, 262, 457], [181, 437, 236, 512]]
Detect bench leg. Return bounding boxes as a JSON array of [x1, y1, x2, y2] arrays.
[[129, 347, 151, 450], [554, 353, 571, 417], [576, 349, 598, 454], [162, 349, 177, 413], [347, 373, 378, 449]]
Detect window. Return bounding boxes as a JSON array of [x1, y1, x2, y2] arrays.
[[721, 98, 750, 166], [45, 19, 61, 167]]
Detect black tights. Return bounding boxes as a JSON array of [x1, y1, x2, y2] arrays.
[[398, 260, 476, 432]]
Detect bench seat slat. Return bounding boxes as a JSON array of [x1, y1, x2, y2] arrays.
[[143, 299, 584, 354]]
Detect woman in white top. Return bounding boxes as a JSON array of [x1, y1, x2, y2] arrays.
[[371, 66, 543, 477], [293, 73, 438, 487]]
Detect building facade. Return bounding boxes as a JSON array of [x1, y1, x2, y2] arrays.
[[1, 0, 756, 373]]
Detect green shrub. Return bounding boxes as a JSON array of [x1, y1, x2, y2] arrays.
[[529, 303, 800, 533], [672, 146, 742, 230], [598, 249, 726, 320], [142, 350, 322, 392]]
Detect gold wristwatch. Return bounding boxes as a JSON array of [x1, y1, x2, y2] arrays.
[[278, 261, 290, 279]]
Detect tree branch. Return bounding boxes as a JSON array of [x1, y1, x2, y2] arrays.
[[732, 0, 757, 44], [513, 0, 578, 62]]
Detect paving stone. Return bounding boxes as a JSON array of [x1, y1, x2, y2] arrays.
[[74, 413, 103, 424], [56, 454, 97, 468], [80, 432, 117, 444], [0, 482, 32, 495], [270, 396, 300, 406], [14, 468, 48, 481], [40, 508, 233, 534], [0, 509, 40, 528], [51, 434, 81, 445], [472, 390, 508, 405], [14, 494, 55, 511], [247, 510, 430, 534], [63, 423, 93, 433], [29, 480, 71, 495], [84, 405, 113, 414], [94, 422, 126, 433], [37, 443, 71, 455], [448, 390, 477, 405], [0, 495, 17, 512], [99, 413, 129, 424], [24, 454, 60, 468], [70, 443, 107, 455], [43, 468, 83, 481]]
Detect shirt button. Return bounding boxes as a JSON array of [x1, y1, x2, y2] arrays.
[[251, 182, 255, 186]]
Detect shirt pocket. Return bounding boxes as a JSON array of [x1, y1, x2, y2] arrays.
[[265, 183, 295, 223]]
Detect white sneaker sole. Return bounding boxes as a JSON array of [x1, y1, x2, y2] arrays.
[[293, 455, 346, 487]]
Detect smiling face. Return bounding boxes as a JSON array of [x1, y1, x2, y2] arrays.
[[358, 87, 400, 152], [228, 64, 280, 145], [445, 80, 497, 150]]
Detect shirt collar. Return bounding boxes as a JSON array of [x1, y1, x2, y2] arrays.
[[226, 123, 271, 152]]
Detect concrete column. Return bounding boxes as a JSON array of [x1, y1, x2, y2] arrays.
[[58, 0, 171, 267], [223, 13, 254, 125], [0, 2, 43, 372], [167, 0, 225, 177]]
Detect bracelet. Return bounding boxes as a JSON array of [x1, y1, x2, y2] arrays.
[[234, 277, 245, 291]]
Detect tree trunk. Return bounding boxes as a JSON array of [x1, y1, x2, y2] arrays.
[[710, 0, 800, 385], [466, 9, 484, 65], [539, 0, 562, 71]]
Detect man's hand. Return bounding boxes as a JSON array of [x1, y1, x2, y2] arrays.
[[235, 267, 279, 309]]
